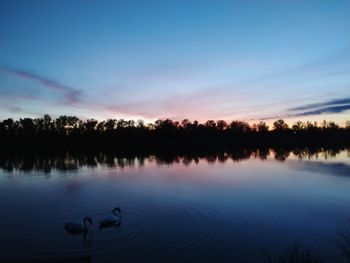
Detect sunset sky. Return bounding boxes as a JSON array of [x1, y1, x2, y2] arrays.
[[0, 0, 349, 124]]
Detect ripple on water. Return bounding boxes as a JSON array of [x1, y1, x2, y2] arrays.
[[42, 199, 224, 262]]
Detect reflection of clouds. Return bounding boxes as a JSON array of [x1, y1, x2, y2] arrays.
[[290, 160, 350, 177], [65, 180, 81, 195], [0, 212, 7, 223]]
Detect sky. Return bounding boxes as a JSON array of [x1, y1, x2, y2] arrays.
[[0, 0, 349, 124]]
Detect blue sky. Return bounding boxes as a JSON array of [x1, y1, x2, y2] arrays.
[[0, 0, 349, 124]]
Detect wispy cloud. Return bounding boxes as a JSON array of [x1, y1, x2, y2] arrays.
[[294, 104, 350, 116], [0, 66, 81, 104], [288, 97, 350, 117], [249, 96, 350, 121], [288, 97, 350, 111]]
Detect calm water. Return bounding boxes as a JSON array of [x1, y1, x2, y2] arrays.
[[0, 149, 350, 262]]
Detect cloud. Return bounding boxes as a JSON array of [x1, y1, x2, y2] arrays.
[[288, 97, 350, 111], [286, 96, 350, 117], [249, 96, 350, 121], [294, 104, 350, 117], [0, 66, 81, 104]]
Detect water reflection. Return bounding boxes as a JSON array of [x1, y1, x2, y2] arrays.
[[0, 147, 349, 174], [0, 148, 349, 262], [291, 161, 350, 177]]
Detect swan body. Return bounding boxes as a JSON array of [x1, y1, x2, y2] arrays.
[[99, 207, 121, 229], [64, 216, 93, 234]]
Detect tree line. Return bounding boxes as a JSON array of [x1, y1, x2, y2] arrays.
[[0, 115, 349, 149]]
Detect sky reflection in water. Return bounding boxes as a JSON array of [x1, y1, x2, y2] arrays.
[[0, 149, 349, 262]]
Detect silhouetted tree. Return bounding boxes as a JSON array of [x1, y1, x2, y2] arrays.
[[255, 121, 269, 133], [205, 120, 216, 129], [229, 121, 250, 133], [292, 121, 304, 132], [181, 119, 191, 130], [20, 118, 35, 135], [216, 120, 228, 131], [84, 119, 98, 133], [346, 121, 350, 130], [273, 119, 289, 131], [104, 119, 116, 131]]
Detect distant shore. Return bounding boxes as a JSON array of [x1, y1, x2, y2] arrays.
[[1, 116, 349, 150]]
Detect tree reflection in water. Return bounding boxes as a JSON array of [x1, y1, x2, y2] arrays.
[[0, 146, 348, 174]]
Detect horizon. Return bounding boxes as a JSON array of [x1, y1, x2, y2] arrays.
[[0, 113, 349, 129], [1, 1, 349, 124]]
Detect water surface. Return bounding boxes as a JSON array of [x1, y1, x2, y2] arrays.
[[0, 148, 349, 262]]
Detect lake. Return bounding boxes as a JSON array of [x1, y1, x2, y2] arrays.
[[0, 148, 349, 262]]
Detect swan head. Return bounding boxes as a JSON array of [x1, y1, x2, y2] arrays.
[[83, 216, 93, 225], [113, 207, 121, 216]]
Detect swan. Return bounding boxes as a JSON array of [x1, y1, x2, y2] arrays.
[[64, 216, 93, 234], [99, 207, 121, 229]]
